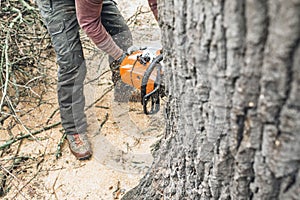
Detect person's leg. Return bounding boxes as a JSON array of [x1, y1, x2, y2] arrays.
[[101, 0, 136, 102], [36, 0, 91, 159]]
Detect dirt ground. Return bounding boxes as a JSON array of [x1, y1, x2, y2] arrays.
[[0, 1, 164, 199]]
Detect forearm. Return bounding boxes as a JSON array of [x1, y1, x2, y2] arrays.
[[75, 0, 123, 59], [148, 0, 158, 20]]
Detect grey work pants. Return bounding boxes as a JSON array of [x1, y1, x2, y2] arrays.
[[36, 0, 132, 135]]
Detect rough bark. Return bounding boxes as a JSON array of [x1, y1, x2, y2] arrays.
[[122, 0, 300, 199]]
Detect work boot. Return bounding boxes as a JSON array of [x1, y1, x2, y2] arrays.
[[66, 133, 92, 160]]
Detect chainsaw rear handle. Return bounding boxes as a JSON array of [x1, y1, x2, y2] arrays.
[[141, 54, 163, 115]]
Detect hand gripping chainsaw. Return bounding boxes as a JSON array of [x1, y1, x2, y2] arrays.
[[118, 47, 164, 115]]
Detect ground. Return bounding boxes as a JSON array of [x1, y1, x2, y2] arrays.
[[0, 1, 164, 199]]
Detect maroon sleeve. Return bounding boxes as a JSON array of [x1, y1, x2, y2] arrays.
[[148, 0, 158, 20], [75, 0, 123, 59]]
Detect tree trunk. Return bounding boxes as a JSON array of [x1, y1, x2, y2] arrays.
[[123, 0, 300, 199]]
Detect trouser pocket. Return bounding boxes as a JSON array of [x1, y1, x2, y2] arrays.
[[48, 21, 67, 55]]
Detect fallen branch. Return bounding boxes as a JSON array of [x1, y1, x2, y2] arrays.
[[0, 122, 61, 150]]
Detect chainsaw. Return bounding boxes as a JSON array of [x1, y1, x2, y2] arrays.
[[118, 47, 164, 115]]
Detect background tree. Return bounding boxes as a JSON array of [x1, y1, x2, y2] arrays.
[[123, 0, 300, 199]]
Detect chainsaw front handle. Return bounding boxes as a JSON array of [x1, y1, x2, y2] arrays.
[[141, 54, 163, 115]]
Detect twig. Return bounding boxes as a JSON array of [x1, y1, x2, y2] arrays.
[[11, 166, 41, 200], [5, 96, 45, 147], [0, 22, 11, 112], [0, 115, 10, 125], [85, 86, 113, 111], [84, 54, 108, 85], [11, 7, 23, 23], [25, 75, 43, 86], [0, 0, 51, 128], [0, 6, 23, 113], [0, 166, 21, 184], [0, 42, 4, 86], [84, 69, 110, 85], [95, 105, 110, 109], [51, 171, 61, 200], [113, 180, 125, 199], [100, 113, 109, 128], [0, 121, 61, 150], [10, 68, 20, 102], [8, 79, 41, 98], [0, 165, 28, 199], [93, 113, 109, 137], [55, 133, 66, 159], [126, 6, 151, 26], [12, 125, 54, 200], [18, 0, 36, 11], [46, 107, 60, 125], [0, 138, 24, 197]]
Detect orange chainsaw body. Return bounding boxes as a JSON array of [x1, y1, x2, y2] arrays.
[[119, 49, 161, 94]]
